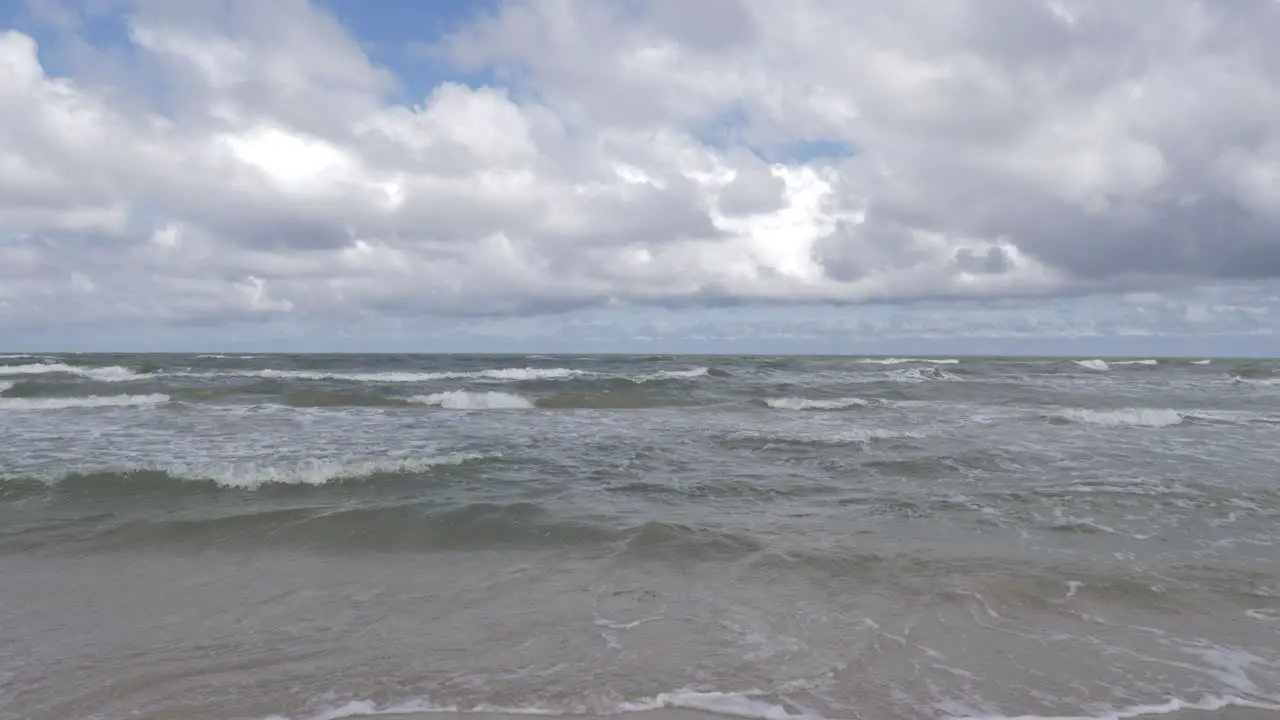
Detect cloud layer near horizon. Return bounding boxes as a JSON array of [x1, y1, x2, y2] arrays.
[[2, 0, 1280, 344]]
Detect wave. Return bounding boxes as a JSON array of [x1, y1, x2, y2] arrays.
[[959, 695, 1280, 720], [1111, 359, 1159, 366], [0, 361, 142, 382], [1074, 359, 1110, 371], [204, 367, 590, 383], [409, 391, 534, 409], [857, 357, 960, 365], [534, 392, 703, 410], [4, 454, 485, 494], [889, 367, 963, 382], [1054, 408, 1184, 428], [0, 380, 11, 394], [763, 396, 870, 410], [183, 366, 723, 384], [729, 427, 926, 447], [643, 367, 711, 380], [44, 501, 763, 558], [266, 689, 819, 720], [0, 393, 169, 410], [276, 390, 414, 408]]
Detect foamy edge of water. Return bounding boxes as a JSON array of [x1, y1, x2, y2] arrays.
[[261, 691, 1280, 720], [261, 689, 819, 720], [1056, 408, 1184, 428]]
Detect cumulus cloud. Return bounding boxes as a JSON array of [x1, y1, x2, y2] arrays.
[[2, 0, 1280, 341]]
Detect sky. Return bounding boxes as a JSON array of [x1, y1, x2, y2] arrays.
[[1, 0, 1279, 355]]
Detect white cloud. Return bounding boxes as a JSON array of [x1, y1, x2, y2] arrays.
[[2, 0, 1280, 347]]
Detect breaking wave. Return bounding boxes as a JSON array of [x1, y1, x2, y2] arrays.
[[763, 396, 871, 410], [208, 367, 589, 383], [0, 393, 170, 410], [856, 357, 960, 365], [410, 391, 534, 409], [889, 367, 963, 383], [179, 366, 724, 385], [0, 362, 142, 382], [3, 454, 486, 494], [1074, 359, 1110, 371]]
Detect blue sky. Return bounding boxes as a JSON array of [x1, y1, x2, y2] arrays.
[[2, 0, 1279, 354]]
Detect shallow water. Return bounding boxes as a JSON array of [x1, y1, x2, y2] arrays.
[[1, 354, 1278, 720]]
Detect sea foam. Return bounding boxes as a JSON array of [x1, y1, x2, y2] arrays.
[[765, 396, 870, 410], [1058, 408, 1183, 427], [0, 393, 169, 410], [164, 454, 483, 489]]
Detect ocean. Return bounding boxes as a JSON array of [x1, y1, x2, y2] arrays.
[[1, 353, 1278, 720]]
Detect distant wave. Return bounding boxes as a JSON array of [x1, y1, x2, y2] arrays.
[[763, 396, 871, 410], [1112, 359, 1159, 366], [0, 393, 169, 410], [204, 367, 590, 383], [1054, 408, 1184, 428], [857, 357, 960, 365], [641, 367, 711, 380], [0, 362, 142, 382], [1191, 359, 1212, 365], [178, 366, 724, 384], [409, 391, 534, 409], [1073, 359, 1110, 371], [889, 367, 963, 383]]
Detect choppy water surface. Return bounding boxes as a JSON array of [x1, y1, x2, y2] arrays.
[[2, 353, 1279, 720]]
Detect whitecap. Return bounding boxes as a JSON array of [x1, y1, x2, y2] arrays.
[[857, 357, 960, 365], [0, 393, 169, 410], [639, 367, 711, 381], [1112, 359, 1158, 366], [765, 396, 870, 410], [165, 454, 482, 490], [210, 367, 588, 383], [890, 367, 963, 383], [1074, 359, 1110, 371], [1191, 359, 1212, 365], [409, 391, 534, 409], [0, 362, 141, 382]]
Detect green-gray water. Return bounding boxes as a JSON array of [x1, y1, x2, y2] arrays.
[[2, 354, 1279, 720]]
